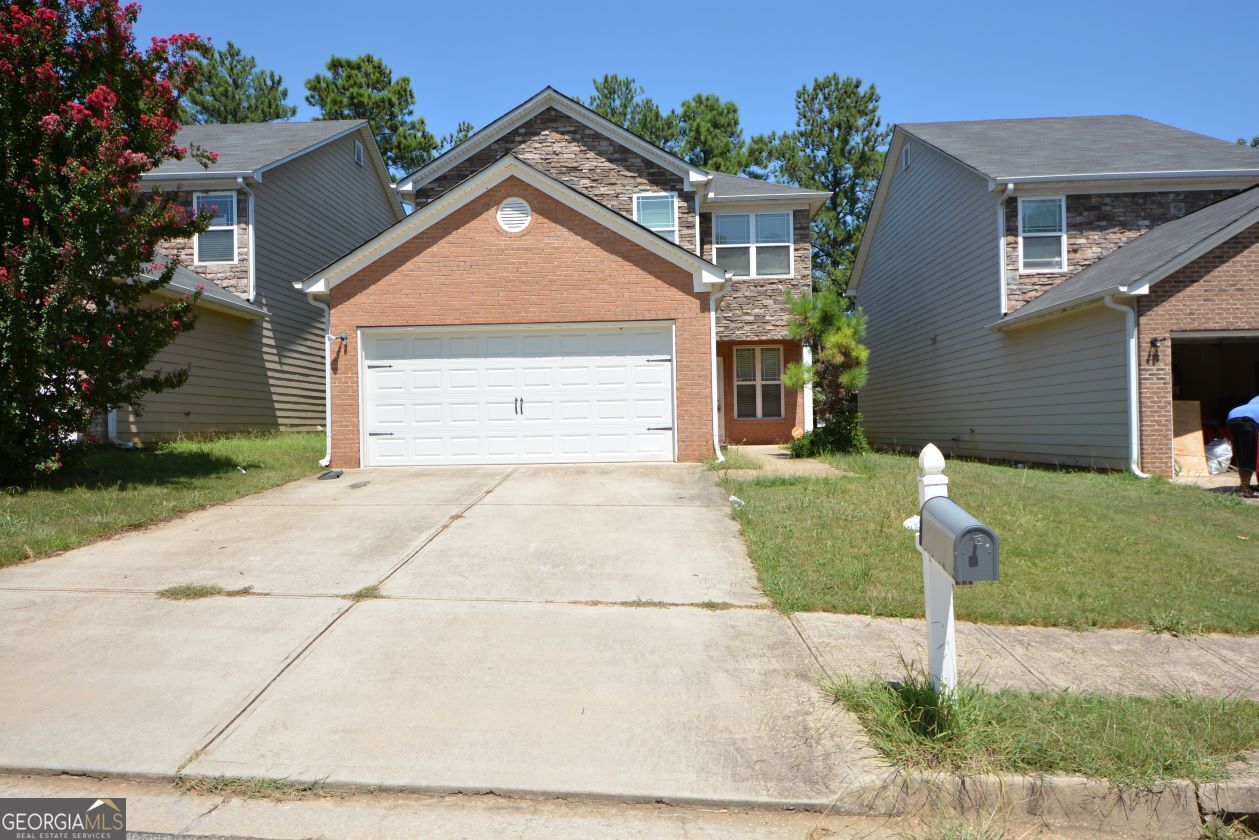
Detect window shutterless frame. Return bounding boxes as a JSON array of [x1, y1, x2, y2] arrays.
[[353, 139, 365, 166], [193, 192, 238, 265], [733, 345, 785, 420], [1017, 195, 1067, 273], [712, 212, 793, 278], [632, 192, 678, 243]]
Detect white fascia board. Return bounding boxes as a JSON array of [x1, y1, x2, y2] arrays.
[[999, 168, 1259, 185], [395, 89, 704, 194], [302, 155, 728, 296], [153, 284, 264, 320], [142, 171, 254, 185]]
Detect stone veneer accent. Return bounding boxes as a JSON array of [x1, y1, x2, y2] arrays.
[[707, 208, 813, 340], [1135, 221, 1259, 477], [413, 108, 698, 253], [155, 190, 251, 298], [1005, 191, 1238, 310]]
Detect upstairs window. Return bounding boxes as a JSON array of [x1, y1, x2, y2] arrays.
[[714, 212, 792, 277], [194, 193, 236, 264], [734, 346, 784, 419], [1018, 196, 1066, 272], [634, 193, 677, 242]]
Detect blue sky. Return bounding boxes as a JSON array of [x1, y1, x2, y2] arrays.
[[137, 0, 1259, 145]]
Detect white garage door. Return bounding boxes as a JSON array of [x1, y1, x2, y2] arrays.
[[361, 323, 676, 465]]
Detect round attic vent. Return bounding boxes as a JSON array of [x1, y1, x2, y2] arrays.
[[496, 197, 532, 233]]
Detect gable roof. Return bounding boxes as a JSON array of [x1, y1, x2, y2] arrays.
[[899, 115, 1259, 183], [143, 120, 403, 221], [298, 154, 730, 297], [996, 186, 1259, 329], [393, 87, 709, 197]]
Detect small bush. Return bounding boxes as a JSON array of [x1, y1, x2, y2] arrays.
[[788, 413, 870, 458]]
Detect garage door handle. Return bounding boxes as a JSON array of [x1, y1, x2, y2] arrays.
[[646, 357, 672, 363], [647, 426, 673, 431], [368, 432, 394, 437], [367, 364, 393, 369]]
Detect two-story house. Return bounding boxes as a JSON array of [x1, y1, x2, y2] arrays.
[[108, 121, 403, 445], [296, 88, 829, 467], [849, 115, 1259, 476]]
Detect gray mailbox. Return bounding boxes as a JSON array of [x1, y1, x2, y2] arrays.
[[919, 497, 999, 584]]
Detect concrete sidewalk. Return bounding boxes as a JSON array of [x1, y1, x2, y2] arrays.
[[794, 612, 1259, 699]]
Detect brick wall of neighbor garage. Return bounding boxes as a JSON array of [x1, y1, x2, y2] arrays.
[[327, 176, 715, 467], [1136, 221, 1259, 476], [717, 340, 804, 445]]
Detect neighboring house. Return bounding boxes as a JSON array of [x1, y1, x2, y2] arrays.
[[850, 115, 1259, 476], [296, 88, 829, 467], [108, 121, 403, 443]]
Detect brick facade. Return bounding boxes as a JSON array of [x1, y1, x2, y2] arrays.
[[327, 177, 716, 467], [155, 190, 251, 298], [1005, 190, 1238, 310], [413, 108, 699, 254], [1135, 221, 1259, 476], [716, 339, 805, 444], [707, 209, 813, 340]]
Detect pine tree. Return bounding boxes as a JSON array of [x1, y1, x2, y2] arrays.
[[580, 75, 679, 151], [182, 41, 296, 124], [677, 93, 747, 174], [305, 54, 437, 175]]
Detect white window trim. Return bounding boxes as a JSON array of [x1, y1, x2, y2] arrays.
[[632, 192, 678, 243], [193, 191, 238, 266], [1017, 195, 1068, 274], [733, 344, 785, 420], [713, 212, 794, 279], [353, 139, 365, 166]]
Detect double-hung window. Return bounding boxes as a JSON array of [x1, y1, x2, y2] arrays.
[[714, 212, 791, 277], [194, 193, 237, 264], [1018, 196, 1066, 272], [633, 193, 677, 242], [734, 346, 784, 419]]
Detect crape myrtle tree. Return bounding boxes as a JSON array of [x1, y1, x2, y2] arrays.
[[0, 0, 215, 484]]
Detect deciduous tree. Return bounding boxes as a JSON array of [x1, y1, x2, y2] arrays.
[[0, 0, 214, 483], [305, 54, 437, 174], [181, 40, 295, 124]]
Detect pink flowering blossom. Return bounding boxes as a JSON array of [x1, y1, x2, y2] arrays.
[[38, 113, 62, 134]]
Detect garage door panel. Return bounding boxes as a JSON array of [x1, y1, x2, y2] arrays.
[[361, 325, 676, 465]]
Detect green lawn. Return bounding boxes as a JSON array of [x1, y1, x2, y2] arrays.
[[1, 433, 324, 567], [833, 672, 1259, 786], [724, 452, 1259, 633]]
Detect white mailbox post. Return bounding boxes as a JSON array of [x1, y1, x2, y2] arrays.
[[917, 444, 957, 697], [905, 443, 1001, 700]]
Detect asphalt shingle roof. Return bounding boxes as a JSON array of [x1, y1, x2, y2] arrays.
[[705, 172, 831, 199], [145, 121, 365, 178], [140, 259, 264, 316], [1003, 187, 1259, 324], [900, 116, 1259, 181]]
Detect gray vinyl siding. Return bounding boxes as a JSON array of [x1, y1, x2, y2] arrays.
[[856, 140, 1129, 468], [119, 306, 276, 439], [246, 131, 400, 428]]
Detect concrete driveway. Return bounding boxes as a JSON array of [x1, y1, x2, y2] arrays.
[[0, 464, 878, 809]]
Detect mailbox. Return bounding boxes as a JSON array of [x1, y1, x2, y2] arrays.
[[919, 496, 999, 583]]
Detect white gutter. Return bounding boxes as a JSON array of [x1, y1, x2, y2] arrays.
[[1102, 294, 1150, 478], [709, 279, 732, 463], [307, 294, 334, 467], [801, 344, 815, 432], [237, 177, 258, 302]]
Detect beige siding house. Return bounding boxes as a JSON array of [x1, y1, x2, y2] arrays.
[[112, 121, 403, 442], [850, 116, 1259, 475]]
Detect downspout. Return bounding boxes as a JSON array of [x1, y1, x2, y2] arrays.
[[802, 345, 815, 432], [998, 183, 1014, 314], [106, 409, 134, 449], [307, 293, 334, 467], [1102, 294, 1150, 478], [709, 279, 732, 463], [237, 177, 257, 302]]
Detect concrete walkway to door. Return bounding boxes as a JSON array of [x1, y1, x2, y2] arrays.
[[0, 463, 883, 811]]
